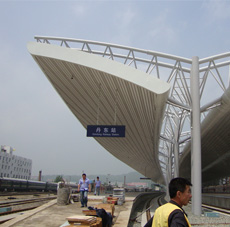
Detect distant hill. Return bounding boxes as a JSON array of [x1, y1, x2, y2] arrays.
[[32, 171, 153, 184]]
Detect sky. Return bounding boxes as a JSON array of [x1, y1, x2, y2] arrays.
[[0, 0, 230, 177]]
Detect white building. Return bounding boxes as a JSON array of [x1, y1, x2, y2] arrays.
[[0, 145, 32, 179]]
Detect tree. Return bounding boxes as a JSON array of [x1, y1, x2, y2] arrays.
[[54, 175, 63, 183]]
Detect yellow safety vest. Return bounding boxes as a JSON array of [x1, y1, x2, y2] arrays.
[[152, 203, 191, 227]]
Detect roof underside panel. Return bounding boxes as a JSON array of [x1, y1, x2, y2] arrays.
[[28, 42, 171, 184], [179, 86, 230, 184]]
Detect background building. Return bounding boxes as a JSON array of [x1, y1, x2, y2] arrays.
[[0, 145, 32, 179]]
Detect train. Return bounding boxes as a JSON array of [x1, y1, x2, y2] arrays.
[[0, 177, 77, 193], [202, 184, 230, 193]]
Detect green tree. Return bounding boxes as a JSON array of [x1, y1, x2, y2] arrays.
[[54, 175, 63, 183]]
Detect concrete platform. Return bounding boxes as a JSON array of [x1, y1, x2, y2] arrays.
[[3, 192, 229, 227], [1, 195, 135, 227]]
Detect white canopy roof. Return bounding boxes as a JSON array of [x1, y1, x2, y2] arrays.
[[28, 42, 171, 184]]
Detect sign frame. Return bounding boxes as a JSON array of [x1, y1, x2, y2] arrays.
[[87, 125, 125, 137]]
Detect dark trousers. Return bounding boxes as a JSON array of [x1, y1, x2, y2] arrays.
[[80, 190, 88, 206]]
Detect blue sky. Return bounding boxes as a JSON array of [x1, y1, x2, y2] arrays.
[[0, 0, 230, 177]]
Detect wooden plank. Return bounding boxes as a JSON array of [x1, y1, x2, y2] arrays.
[[82, 210, 97, 216], [67, 215, 97, 224], [65, 217, 102, 227]]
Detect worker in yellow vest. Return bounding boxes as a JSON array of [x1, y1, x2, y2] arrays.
[[145, 177, 192, 227]]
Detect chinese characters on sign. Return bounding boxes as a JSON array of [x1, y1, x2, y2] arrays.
[[87, 125, 125, 137]]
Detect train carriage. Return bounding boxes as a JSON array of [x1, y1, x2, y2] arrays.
[[0, 177, 28, 191], [27, 180, 46, 191], [46, 182, 58, 192], [0, 177, 77, 193]]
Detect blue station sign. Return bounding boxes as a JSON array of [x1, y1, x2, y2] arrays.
[[87, 125, 125, 137]]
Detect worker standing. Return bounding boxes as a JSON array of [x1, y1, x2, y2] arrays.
[[78, 173, 91, 207], [145, 177, 192, 227], [94, 176, 101, 196]]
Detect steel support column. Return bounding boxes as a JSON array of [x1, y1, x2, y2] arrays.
[[166, 147, 172, 200], [174, 116, 179, 177], [190, 56, 202, 215]]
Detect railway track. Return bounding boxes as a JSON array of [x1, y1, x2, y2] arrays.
[[0, 191, 56, 197], [0, 196, 56, 209], [0, 195, 57, 223], [201, 203, 230, 216]]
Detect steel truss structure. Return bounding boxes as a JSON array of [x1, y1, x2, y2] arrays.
[[33, 36, 230, 215]]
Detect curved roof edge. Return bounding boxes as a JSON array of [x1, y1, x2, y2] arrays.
[[27, 42, 170, 95]]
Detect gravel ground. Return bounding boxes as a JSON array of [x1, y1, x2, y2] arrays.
[[184, 204, 230, 226]]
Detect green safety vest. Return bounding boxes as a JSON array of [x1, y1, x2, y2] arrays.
[[152, 203, 191, 227]]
